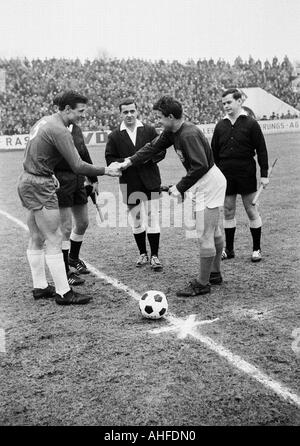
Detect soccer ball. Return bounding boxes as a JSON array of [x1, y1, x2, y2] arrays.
[[139, 290, 168, 320]]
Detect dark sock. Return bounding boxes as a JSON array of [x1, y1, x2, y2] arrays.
[[147, 233, 160, 257], [62, 249, 69, 273], [134, 231, 147, 255], [225, 227, 236, 251], [199, 256, 215, 286], [250, 227, 261, 251], [69, 240, 82, 260]]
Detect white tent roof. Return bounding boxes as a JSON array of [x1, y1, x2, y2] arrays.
[[240, 87, 299, 119]]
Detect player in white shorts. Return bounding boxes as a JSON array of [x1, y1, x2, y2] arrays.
[[189, 164, 226, 212], [114, 96, 227, 297]]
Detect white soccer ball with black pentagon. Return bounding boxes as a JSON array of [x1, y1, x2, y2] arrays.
[[139, 290, 168, 319]]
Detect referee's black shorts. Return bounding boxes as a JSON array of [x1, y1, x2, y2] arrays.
[[55, 171, 88, 207], [120, 183, 161, 207], [219, 159, 257, 196]]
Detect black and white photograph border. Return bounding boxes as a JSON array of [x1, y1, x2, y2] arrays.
[[0, 0, 300, 429]]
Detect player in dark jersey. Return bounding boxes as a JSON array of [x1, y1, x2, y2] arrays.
[[17, 91, 120, 305], [113, 96, 227, 297], [53, 93, 98, 286]]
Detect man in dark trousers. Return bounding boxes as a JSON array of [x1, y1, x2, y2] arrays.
[[53, 93, 98, 286], [105, 98, 166, 271], [211, 88, 269, 262]]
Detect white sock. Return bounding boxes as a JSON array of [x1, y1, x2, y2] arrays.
[[26, 249, 48, 289], [249, 216, 262, 228], [223, 218, 237, 228], [62, 240, 70, 251], [45, 253, 70, 297], [70, 231, 84, 242]]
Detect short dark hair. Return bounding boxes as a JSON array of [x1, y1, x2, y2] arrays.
[[153, 96, 183, 119], [119, 98, 137, 112], [55, 90, 88, 110], [222, 88, 242, 100]]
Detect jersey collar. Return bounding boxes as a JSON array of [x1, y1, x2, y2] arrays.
[[120, 119, 144, 131], [223, 110, 248, 123]]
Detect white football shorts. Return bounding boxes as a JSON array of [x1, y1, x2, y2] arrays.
[[188, 164, 227, 212]]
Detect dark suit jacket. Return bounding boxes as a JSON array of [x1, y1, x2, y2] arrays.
[[105, 123, 166, 202], [54, 124, 97, 184]]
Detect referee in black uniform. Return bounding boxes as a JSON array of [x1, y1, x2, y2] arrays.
[[211, 88, 269, 262]]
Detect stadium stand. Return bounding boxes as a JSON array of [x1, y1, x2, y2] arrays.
[[0, 56, 299, 134]]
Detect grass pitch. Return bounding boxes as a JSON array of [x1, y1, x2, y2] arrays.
[[0, 133, 299, 426]]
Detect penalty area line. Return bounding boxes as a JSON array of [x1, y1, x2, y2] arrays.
[[2, 209, 300, 409]]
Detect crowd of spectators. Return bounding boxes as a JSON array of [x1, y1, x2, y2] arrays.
[[262, 110, 300, 120], [0, 55, 299, 135]]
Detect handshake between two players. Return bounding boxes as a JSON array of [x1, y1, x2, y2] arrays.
[[108, 159, 181, 198]]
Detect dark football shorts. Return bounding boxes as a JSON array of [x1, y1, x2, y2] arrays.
[[55, 171, 88, 207], [121, 184, 161, 207], [17, 171, 59, 211], [220, 159, 257, 196]]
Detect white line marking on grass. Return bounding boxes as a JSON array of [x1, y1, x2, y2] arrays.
[[149, 314, 219, 339], [2, 210, 300, 409], [150, 316, 300, 408], [85, 262, 141, 301], [0, 210, 29, 232], [63, 265, 300, 409]]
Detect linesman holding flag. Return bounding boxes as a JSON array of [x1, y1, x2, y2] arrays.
[[211, 88, 269, 262]]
